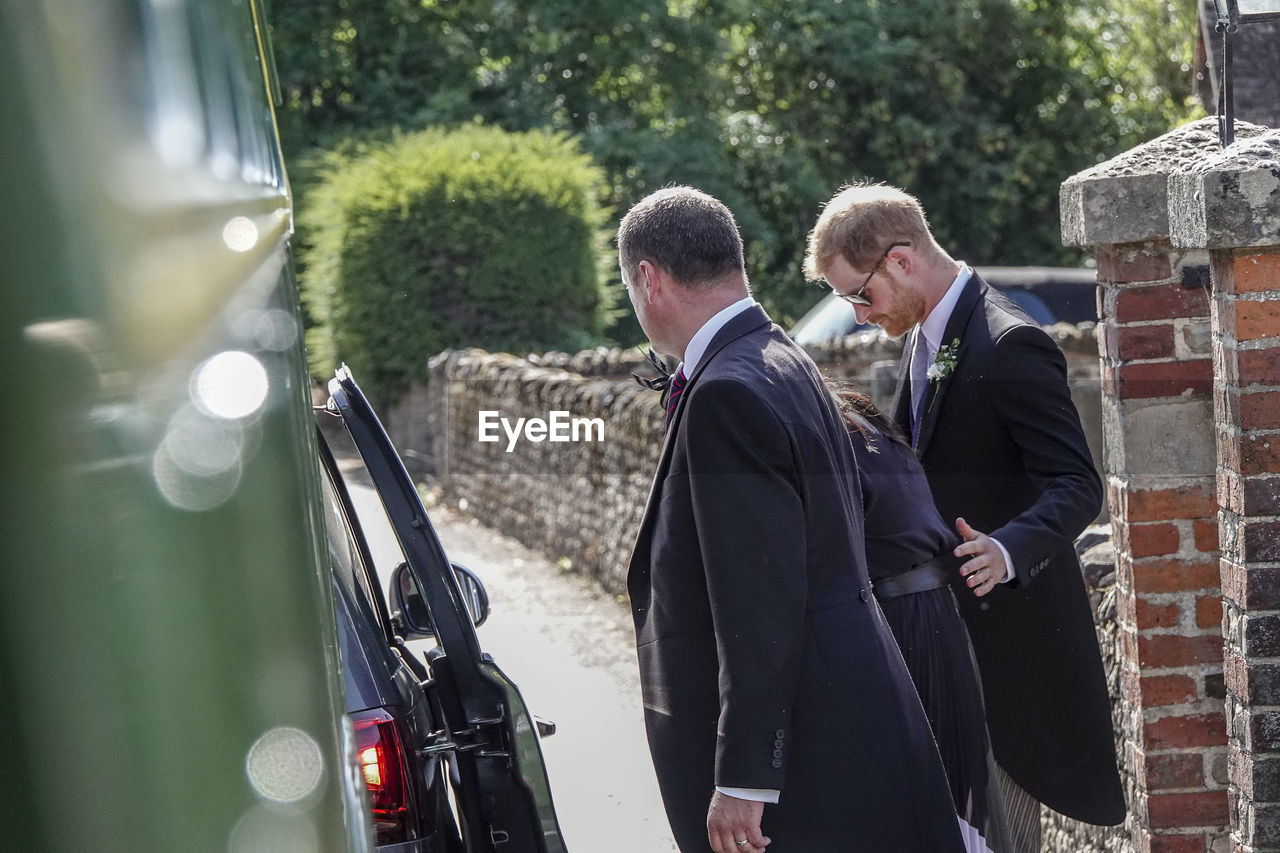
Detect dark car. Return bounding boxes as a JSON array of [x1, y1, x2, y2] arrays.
[[318, 367, 568, 852], [789, 266, 1098, 345]]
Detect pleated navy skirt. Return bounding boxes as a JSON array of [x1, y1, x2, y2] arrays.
[[879, 586, 991, 839]]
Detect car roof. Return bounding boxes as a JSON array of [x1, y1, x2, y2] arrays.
[[974, 266, 1096, 287], [789, 265, 1098, 345]]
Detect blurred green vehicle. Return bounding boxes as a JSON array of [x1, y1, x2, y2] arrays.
[[0, 1, 367, 850]]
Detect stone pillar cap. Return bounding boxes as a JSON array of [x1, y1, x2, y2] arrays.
[[1169, 127, 1280, 250], [1060, 117, 1269, 248]]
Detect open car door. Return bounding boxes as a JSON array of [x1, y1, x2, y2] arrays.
[[326, 366, 568, 853]]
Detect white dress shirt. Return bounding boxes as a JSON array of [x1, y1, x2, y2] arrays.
[[679, 296, 756, 377], [916, 265, 1016, 584]]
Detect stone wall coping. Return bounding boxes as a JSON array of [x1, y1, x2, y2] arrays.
[[1061, 117, 1269, 248], [429, 345, 653, 379], [799, 322, 1097, 360], [432, 321, 1099, 383]]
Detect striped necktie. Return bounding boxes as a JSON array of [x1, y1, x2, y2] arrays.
[[664, 368, 687, 432], [910, 331, 930, 446]]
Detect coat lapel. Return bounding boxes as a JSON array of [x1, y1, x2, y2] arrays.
[[630, 303, 772, 567], [666, 303, 771, 438], [914, 274, 986, 454]]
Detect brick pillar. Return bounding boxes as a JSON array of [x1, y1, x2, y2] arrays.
[[1100, 238, 1229, 853], [1061, 117, 1273, 852], [1170, 127, 1280, 852]]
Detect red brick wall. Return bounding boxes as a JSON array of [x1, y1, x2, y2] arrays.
[[1213, 251, 1280, 852], [1098, 239, 1228, 852]]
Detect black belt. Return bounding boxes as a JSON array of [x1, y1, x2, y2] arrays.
[[872, 555, 954, 602]]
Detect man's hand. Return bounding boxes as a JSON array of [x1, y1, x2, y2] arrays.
[[954, 517, 1009, 597], [707, 791, 770, 853]]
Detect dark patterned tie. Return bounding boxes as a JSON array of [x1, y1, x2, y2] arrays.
[[664, 368, 687, 433], [909, 331, 929, 447]]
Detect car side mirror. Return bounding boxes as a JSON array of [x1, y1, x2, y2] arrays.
[[389, 560, 490, 641]]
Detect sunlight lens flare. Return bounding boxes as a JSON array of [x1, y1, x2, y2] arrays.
[[192, 350, 269, 420], [222, 216, 259, 252]]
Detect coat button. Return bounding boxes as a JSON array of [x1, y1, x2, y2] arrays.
[[771, 759, 783, 769], [860, 589, 869, 602], [772, 749, 783, 759], [776, 730, 785, 739], [774, 739, 784, 748]]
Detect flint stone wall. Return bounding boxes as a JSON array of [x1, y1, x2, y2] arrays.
[[407, 347, 661, 594], [388, 326, 1103, 595], [1043, 532, 1129, 852]]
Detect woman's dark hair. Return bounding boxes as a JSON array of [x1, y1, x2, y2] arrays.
[[826, 380, 912, 452]]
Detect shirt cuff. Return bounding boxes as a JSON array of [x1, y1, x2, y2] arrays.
[[716, 786, 780, 804], [991, 537, 1016, 583]]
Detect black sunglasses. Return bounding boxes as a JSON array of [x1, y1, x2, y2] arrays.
[[836, 241, 911, 306]]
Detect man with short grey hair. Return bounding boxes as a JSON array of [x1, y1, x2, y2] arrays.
[[621, 185, 964, 853]]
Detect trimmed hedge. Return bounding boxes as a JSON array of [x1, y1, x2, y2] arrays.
[[300, 124, 614, 402]]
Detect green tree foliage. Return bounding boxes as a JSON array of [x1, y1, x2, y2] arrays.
[[714, 0, 1204, 271], [300, 124, 614, 401], [1066, 0, 1205, 138], [270, 0, 1202, 332], [268, 0, 467, 150]]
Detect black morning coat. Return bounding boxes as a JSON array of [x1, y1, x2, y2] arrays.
[[628, 303, 965, 852], [892, 273, 1126, 825]]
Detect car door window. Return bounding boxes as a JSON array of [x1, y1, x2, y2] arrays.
[[320, 422, 411, 602], [320, 467, 388, 640]]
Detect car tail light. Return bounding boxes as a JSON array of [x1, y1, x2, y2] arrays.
[[351, 708, 415, 845]]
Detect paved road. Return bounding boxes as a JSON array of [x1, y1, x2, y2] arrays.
[[346, 483, 677, 851]]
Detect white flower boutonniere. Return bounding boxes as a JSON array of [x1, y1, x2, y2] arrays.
[[927, 339, 960, 382], [925, 339, 960, 410]]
